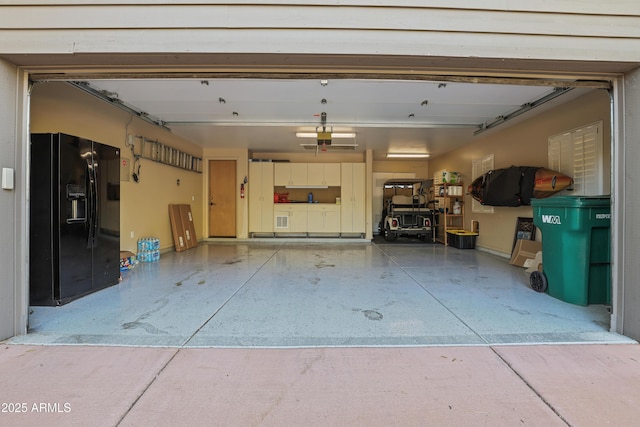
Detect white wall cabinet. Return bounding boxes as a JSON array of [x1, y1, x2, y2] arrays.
[[340, 163, 366, 234], [248, 162, 274, 233], [274, 163, 308, 185], [274, 204, 309, 232], [288, 205, 308, 232], [273, 206, 291, 232], [275, 163, 341, 186], [307, 163, 341, 186], [308, 204, 341, 232], [267, 161, 365, 236]]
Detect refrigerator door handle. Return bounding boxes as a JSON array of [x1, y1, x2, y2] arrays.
[[86, 158, 97, 248], [92, 155, 99, 247]]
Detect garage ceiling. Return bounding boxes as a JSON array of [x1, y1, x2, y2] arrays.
[[76, 78, 593, 159]]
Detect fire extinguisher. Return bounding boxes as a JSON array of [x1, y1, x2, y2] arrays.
[[240, 183, 245, 199]]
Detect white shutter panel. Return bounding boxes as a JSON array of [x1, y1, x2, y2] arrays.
[[548, 121, 602, 196], [577, 125, 601, 194], [472, 154, 494, 214]]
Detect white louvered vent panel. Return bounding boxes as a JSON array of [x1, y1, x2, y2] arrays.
[[276, 215, 289, 229]]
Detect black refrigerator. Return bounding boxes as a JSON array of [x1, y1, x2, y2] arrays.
[[30, 133, 121, 306]]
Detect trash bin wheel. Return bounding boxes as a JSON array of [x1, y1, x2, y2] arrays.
[[530, 271, 548, 293]]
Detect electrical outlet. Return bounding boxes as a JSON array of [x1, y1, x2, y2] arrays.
[[130, 231, 135, 238], [192, 195, 195, 201]]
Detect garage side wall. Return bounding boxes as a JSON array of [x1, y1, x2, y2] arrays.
[[30, 82, 204, 253], [429, 89, 611, 256]]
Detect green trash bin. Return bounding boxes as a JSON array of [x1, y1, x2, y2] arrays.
[[531, 196, 611, 306]]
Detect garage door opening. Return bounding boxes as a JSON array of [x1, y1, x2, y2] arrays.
[[17, 74, 621, 347]]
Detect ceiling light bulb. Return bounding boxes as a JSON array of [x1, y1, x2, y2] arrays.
[[386, 153, 430, 158], [295, 132, 317, 138], [331, 132, 356, 138], [296, 132, 356, 138]]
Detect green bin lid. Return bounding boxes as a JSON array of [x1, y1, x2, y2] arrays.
[[530, 195, 610, 208]]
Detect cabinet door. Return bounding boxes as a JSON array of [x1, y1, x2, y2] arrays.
[[308, 163, 341, 186], [291, 163, 308, 184], [259, 163, 274, 232], [308, 205, 340, 232], [249, 162, 274, 233], [340, 163, 365, 233], [289, 205, 308, 232], [273, 206, 291, 232], [274, 163, 308, 185], [248, 162, 263, 232], [307, 206, 325, 232], [307, 163, 324, 185], [323, 205, 341, 231], [350, 163, 366, 233], [324, 163, 341, 186], [274, 163, 291, 185]]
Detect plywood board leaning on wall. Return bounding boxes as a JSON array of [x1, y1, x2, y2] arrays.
[[179, 204, 198, 249], [169, 204, 198, 252]]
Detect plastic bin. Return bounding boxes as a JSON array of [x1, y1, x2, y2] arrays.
[[446, 230, 478, 249], [531, 196, 611, 306]]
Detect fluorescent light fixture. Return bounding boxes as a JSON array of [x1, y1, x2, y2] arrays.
[[386, 153, 430, 158], [296, 132, 356, 138]]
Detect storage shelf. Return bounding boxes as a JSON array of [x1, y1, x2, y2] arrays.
[[432, 183, 465, 246]]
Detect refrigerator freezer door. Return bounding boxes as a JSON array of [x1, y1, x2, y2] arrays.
[[29, 134, 57, 305], [29, 133, 93, 305], [57, 135, 94, 301]]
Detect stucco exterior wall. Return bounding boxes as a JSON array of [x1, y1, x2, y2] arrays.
[[622, 68, 640, 339], [0, 59, 29, 341], [1, 1, 639, 68]]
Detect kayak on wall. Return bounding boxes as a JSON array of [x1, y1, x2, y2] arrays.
[[468, 166, 573, 207]]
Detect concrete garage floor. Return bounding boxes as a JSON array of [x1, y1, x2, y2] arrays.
[[4, 241, 640, 426], [10, 241, 633, 347]]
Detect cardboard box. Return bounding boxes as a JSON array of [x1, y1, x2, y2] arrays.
[[510, 240, 542, 267]]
